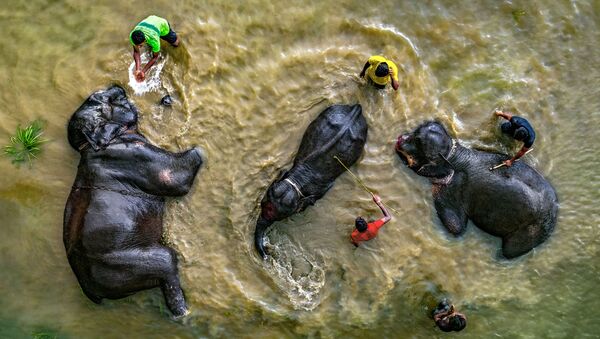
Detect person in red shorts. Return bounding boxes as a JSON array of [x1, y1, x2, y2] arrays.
[[351, 194, 391, 246]]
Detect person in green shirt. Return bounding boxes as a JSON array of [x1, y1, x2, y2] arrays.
[[359, 55, 399, 91], [129, 15, 180, 82]]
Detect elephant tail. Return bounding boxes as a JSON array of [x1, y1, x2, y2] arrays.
[[254, 217, 273, 259]]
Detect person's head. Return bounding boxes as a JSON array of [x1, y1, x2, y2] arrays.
[[355, 217, 368, 232], [513, 127, 528, 141], [447, 313, 467, 332], [500, 121, 513, 135], [131, 30, 145, 45], [375, 62, 389, 77]]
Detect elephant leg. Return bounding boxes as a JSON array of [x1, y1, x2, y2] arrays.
[[93, 245, 188, 317], [501, 223, 547, 259], [434, 193, 467, 236]]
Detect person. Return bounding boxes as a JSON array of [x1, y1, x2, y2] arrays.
[[350, 194, 391, 246], [359, 55, 399, 91], [129, 15, 180, 82], [494, 110, 536, 167], [432, 299, 467, 332]]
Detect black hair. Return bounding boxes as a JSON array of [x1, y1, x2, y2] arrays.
[[375, 62, 389, 77], [514, 127, 528, 141], [355, 217, 368, 232], [500, 121, 513, 135], [449, 314, 467, 332], [131, 30, 145, 45]]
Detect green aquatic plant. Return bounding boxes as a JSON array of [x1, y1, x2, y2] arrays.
[[4, 120, 47, 166], [31, 331, 58, 339]]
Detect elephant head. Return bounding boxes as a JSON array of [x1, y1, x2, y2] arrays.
[[254, 174, 315, 258], [395, 121, 455, 181], [67, 85, 138, 152]]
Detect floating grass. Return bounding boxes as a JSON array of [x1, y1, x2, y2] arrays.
[[4, 120, 47, 166]]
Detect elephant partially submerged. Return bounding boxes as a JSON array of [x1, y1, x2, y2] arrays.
[[254, 104, 368, 258], [63, 85, 203, 317], [395, 121, 558, 259]]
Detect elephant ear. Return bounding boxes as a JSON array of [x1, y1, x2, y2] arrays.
[[81, 122, 124, 152], [417, 163, 453, 179]]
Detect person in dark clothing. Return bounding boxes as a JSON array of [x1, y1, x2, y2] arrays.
[[495, 110, 536, 167], [432, 299, 467, 332]]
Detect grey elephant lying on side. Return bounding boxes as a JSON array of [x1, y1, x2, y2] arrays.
[[395, 121, 558, 258], [63, 85, 203, 317]]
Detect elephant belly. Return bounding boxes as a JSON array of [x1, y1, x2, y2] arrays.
[[462, 169, 556, 237], [75, 190, 164, 253]]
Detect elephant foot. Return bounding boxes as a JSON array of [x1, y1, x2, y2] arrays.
[[161, 281, 188, 317]]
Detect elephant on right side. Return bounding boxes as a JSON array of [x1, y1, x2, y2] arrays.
[[395, 121, 558, 259]]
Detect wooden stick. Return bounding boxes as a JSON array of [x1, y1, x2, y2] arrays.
[[334, 155, 401, 215], [489, 148, 534, 171]]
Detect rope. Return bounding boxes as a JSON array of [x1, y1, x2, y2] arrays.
[[333, 155, 401, 215]]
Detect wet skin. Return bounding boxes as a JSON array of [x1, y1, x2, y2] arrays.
[[63, 85, 203, 317], [255, 104, 368, 258], [395, 121, 558, 259]]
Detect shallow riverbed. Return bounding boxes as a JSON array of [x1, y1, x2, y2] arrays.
[[1, 1, 599, 338]]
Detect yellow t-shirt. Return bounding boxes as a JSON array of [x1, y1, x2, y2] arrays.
[[365, 55, 399, 86]]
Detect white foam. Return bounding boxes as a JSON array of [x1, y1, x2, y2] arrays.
[[264, 235, 326, 311], [128, 53, 166, 95]]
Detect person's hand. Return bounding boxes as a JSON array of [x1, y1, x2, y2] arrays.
[[503, 159, 514, 167], [494, 109, 503, 116], [135, 70, 145, 82], [389, 69, 394, 76], [372, 194, 382, 204]]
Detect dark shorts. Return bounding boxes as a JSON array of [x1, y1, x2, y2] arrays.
[[160, 22, 178, 45]]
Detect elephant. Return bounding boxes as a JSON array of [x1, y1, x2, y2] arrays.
[[395, 121, 558, 259], [254, 104, 368, 258], [63, 85, 203, 317]]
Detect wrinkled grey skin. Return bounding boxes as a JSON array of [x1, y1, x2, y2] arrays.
[[255, 104, 368, 258], [63, 85, 203, 317], [395, 121, 558, 259]]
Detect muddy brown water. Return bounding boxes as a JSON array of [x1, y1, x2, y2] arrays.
[[1, 1, 599, 338]]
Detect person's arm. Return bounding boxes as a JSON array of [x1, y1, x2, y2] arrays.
[[133, 46, 145, 81], [133, 46, 142, 71], [390, 68, 399, 90], [494, 110, 513, 121], [142, 52, 160, 73], [373, 194, 391, 225], [359, 61, 370, 78], [504, 146, 530, 167]]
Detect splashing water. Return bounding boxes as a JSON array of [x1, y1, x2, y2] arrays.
[[264, 235, 326, 311], [128, 53, 167, 95]]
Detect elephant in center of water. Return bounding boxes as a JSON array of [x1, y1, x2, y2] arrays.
[[254, 104, 368, 258]]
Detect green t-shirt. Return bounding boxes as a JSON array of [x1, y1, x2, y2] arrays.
[[129, 15, 170, 53]]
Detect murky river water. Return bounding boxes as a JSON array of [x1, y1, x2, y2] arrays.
[[1, 0, 599, 338]]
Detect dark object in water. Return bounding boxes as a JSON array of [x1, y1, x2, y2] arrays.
[[432, 299, 467, 332], [64, 85, 204, 318], [161, 95, 173, 107], [254, 104, 368, 258]]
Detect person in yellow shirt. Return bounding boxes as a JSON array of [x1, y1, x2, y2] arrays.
[[359, 55, 399, 90]]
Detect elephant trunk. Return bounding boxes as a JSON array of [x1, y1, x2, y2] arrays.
[[254, 216, 273, 259]]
